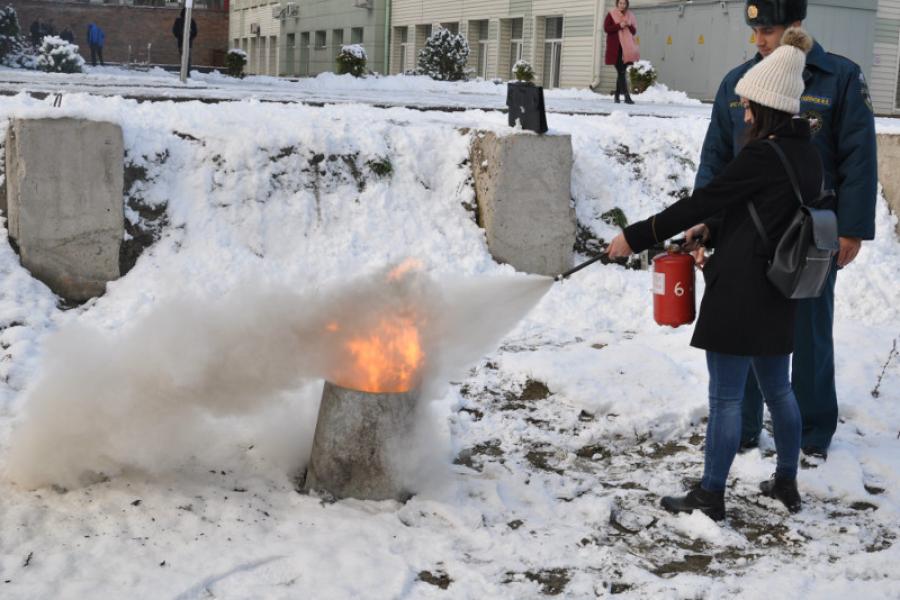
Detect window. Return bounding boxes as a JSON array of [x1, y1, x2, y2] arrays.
[[510, 17, 524, 72], [333, 29, 344, 49], [351, 27, 364, 44], [543, 17, 563, 88], [315, 30, 327, 49], [398, 26, 410, 72], [472, 20, 489, 77], [286, 33, 295, 75]]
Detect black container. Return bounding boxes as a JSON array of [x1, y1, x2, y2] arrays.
[[506, 81, 548, 134]]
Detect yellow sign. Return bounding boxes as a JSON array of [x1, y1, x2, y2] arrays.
[[747, 4, 758, 19], [635, 35, 640, 44], [666, 35, 672, 45], [698, 35, 705, 45], [750, 33, 756, 43]]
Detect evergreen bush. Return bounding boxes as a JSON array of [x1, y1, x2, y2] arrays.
[[627, 60, 657, 95], [0, 6, 35, 68], [36, 35, 83, 73], [416, 27, 469, 82], [336, 44, 367, 77], [225, 48, 247, 78], [512, 60, 535, 83]]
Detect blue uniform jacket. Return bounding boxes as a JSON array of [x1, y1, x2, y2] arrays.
[[695, 42, 877, 240]]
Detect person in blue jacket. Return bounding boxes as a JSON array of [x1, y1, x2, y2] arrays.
[[87, 23, 105, 67], [689, 0, 877, 459]]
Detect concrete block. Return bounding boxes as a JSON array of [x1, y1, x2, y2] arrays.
[[471, 131, 575, 276], [876, 133, 900, 236], [6, 117, 123, 301], [304, 382, 416, 502]]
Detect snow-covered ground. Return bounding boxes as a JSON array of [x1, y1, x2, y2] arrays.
[[0, 80, 898, 599], [0, 66, 708, 118]]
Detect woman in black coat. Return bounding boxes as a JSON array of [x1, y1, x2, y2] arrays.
[[607, 28, 821, 521]]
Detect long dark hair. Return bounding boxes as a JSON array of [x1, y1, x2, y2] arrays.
[[616, 0, 630, 11], [744, 100, 794, 144]]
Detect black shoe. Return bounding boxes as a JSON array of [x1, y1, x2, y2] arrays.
[[759, 475, 802, 513], [801, 446, 827, 460], [614, 96, 621, 103], [737, 437, 759, 454], [624, 97, 635, 105], [661, 485, 725, 521]]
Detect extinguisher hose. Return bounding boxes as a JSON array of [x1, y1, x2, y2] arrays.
[[554, 237, 696, 282], [554, 252, 610, 281]]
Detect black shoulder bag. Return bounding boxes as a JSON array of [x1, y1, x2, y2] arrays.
[[746, 140, 839, 300]]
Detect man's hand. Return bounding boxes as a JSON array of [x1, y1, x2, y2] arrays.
[[607, 233, 633, 259], [837, 236, 862, 268], [683, 223, 710, 267]]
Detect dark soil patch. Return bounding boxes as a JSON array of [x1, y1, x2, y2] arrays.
[[576, 443, 611, 461], [653, 554, 711, 577], [525, 449, 563, 475], [645, 442, 689, 459], [864, 484, 885, 495], [610, 582, 633, 594], [418, 570, 452, 589], [454, 440, 504, 471], [519, 379, 551, 401], [522, 568, 570, 596], [508, 519, 524, 530], [849, 501, 878, 512]]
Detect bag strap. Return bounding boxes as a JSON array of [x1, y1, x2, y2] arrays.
[[763, 139, 806, 207], [745, 139, 806, 254]]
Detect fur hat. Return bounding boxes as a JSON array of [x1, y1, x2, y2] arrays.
[[745, 0, 807, 27], [735, 27, 813, 114]]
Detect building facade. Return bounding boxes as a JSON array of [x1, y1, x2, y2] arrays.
[[389, 0, 605, 89], [11, 0, 228, 67], [229, 0, 387, 77]]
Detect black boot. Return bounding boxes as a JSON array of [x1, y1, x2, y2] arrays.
[[759, 475, 802, 513], [661, 485, 726, 521], [623, 85, 634, 105]]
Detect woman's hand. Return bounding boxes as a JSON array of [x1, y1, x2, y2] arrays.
[[607, 233, 633, 259]]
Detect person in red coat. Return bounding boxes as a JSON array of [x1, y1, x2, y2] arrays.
[[604, 0, 639, 103]]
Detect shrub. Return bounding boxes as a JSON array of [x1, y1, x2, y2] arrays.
[[225, 48, 247, 78], [416, 27, 469, 82], [627, 60, 657, 95], [0, 5, 34, 68], [36, 35, 83, 73], [336, 44, 367, 77], [512, 60, 534, 83]]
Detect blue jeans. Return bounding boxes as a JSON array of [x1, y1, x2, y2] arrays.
[[701, 352, 801, 492]]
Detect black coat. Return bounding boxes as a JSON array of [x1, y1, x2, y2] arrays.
[[624, 119, 823, 356], [173, 15, 198, 47]]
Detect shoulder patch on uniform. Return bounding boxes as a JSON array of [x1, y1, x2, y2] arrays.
[[800, 95, 831, 107], [858, 71, 874, 113]]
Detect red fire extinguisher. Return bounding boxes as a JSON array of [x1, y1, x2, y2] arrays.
[[653, 247, 696, 327]]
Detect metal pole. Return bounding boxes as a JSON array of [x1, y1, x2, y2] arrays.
[[179, 0, 193, 82]]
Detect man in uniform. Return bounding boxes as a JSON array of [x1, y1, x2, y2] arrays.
[[691, 0, 877, 458]]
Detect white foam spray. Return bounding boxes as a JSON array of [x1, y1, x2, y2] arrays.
[[4, 264, 552, 490]]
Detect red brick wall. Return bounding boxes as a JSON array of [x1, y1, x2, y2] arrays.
[[8, 0, 229, 67]]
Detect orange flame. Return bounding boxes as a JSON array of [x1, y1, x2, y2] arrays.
[[332, 314, 424, 393], [387, 258, 423, 282]]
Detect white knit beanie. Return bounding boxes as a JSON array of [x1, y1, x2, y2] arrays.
[[735, 28, 814, 114]]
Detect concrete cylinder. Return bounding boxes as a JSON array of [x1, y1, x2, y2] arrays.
[[304, 381, 418, 502]]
